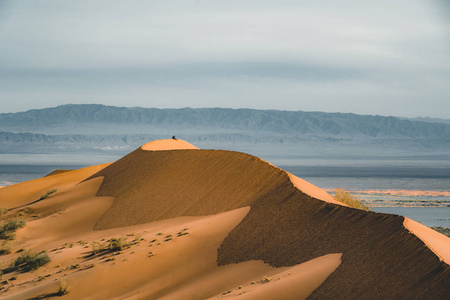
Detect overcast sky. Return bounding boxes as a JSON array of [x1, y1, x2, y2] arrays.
[[0, 0, 449, 118]]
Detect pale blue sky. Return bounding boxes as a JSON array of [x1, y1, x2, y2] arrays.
[[0, 0, 449, 118]]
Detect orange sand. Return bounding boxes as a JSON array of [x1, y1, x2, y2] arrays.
[[404, 218, 450, 264], [288, 173, 345, 205], [141, 139, 199, 151], [0, 163, 111, 208], [0, 139, 448, 299]]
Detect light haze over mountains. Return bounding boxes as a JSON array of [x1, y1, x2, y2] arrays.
[[1, 104, 449, 159]]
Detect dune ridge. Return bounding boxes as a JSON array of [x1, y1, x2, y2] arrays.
[[1, 139, 449, 299], [83, 140, 450, 298], [141, 139, 199, 151]]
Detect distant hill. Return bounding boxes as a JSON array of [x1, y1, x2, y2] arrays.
[[1, 104, 450, 156], [404, 117, 450, 126], [2, 104, 450, 138]]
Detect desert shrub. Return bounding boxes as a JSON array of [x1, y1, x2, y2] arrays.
[[2, 219, 26, 232], [78, 240, 88, 246], [133, 235, 143, 244], [0, 219, 26, 240], [14, 250, 50, 271], [91, 241, 107, 254], [334, 188, 369, 211], [108, 237, 128, 252], [57, 277, 69, 295], [0, 208, 7, 216], [0, 241, 11, 255], [39, 189, 57, 200], [0, 231, 16, 240]]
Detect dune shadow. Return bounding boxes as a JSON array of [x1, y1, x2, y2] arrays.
[[26, 292, 61, 299]]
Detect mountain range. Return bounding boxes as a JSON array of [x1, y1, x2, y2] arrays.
[[1, 104, 449, 156]]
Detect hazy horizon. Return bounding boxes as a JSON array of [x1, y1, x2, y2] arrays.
[[2, 103, 450, 121]]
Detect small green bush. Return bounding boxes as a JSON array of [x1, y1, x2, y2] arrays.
[[0, 219, 26, 240], [3, 219, 26, 232], [14, 250, 50, 271], [39, 189, 57, 200], [334, 188, 369, 211], [108, 237, 128, 252], [0, 231, 16, 240]]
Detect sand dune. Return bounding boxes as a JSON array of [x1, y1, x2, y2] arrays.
[[0, 163, 111, 208], [141, 139, 199, 151], [0, 139, 448, 299]]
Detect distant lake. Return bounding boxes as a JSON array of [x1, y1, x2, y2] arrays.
[[371, 207, 450, 227], [0, 153, 120, 187]]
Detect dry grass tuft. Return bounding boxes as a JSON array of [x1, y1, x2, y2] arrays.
[[39, 189, 57, 200], [57, 277, 69, 295], [334, 188, 369, 211]]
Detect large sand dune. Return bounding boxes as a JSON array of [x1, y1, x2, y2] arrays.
[[0, 139, 448, 299]]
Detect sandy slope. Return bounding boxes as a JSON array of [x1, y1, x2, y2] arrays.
[[404, 218, 450, 264], [2, 205, 340, 300], [287, 173, 342, 205], [0, 139, 449, 299], [0, 163, 111, 208], [141, 139, 199, 151]]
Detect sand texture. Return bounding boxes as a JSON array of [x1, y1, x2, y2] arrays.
[[141, 139, 199, 151], [0, 139, 448, 299]]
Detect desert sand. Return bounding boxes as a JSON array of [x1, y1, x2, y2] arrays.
[[0, 139, 448, 299]]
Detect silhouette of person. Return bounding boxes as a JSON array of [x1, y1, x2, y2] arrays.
[[172, 136, 177, 140]]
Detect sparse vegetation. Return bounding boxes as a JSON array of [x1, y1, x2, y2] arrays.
[[91, 237, 129, 255], [78, 240, 88, 246], [13, 250, 50, 271], [133, 235, 143, 244], [91, 241, 107, 254], [57, 277, 69, 295], [39, 189, 57, 200], [177, 228, 190, 237], [0, 241, 12, 255], [0, 208, 7, 216], [108, 237, 128, 252], [334, 188, 369, 211], [261, 276, 272, 283], [2, 219, 26, 232], [0, 219, 26, 240]]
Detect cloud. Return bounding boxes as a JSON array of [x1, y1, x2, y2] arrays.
[[0, 0, 449, 118]]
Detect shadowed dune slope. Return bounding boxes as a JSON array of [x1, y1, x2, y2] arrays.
[[88, 147, 450, 298], [88, 148, 290, 229], [218, 188, 450, 299]]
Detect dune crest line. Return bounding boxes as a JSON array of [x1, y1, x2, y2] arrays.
[[82, 139, 449, 298]]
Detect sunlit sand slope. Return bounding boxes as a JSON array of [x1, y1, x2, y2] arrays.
[[86, 144, 449, 299], [0, 140, 448, 299]]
